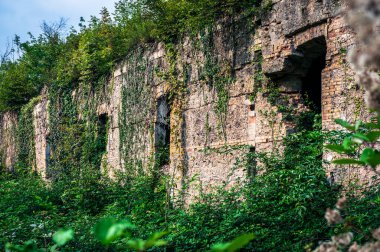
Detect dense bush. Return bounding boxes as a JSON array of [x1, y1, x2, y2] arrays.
[[0, 62, 39, 111], [2, 117, 378, 251]]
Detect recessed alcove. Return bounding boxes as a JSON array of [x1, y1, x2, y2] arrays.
[[45, 137, 52, 178], [155, 95, 170, 166], [288, 36, 327, 113], [96, 113, 109, 167], [298, 37, 326, 113]]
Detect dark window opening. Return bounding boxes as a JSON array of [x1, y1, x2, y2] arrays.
[[299, 37, 327, 113], [98, 114, 108, 152], [249, 104, 255, 111], [98, 114, 108, 136], [45, 138, 52, 178], [95, 114, 109, 168], [247, 146, 257, 179], [301, 52, 325, 113], [155, 96, 170, 167]]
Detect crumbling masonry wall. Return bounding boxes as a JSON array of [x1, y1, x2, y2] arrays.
[[0, 0, 367, 198], [0, 111, 18, 171], [33, 94, 49, 178], [260, 0, 369, 185]]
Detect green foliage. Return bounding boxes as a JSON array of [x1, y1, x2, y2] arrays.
[[6, 219, 253, 252], [6, 228, 73, 251], [343, 185, 380, 244], [2, 115, 379, 251], [94, 218, 135, 245], [326, 115, 380, 170], [0, 62, 37, 111], [0, 20, 65, 111], [320, 114, 380, 247], [114, 0, 264, 43], [126, 231, 168, 251], [52, 229, 74, 247], [5, 240, 43, 252], [210, 233, 255, 252]]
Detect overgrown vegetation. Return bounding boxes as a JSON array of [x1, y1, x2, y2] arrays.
[[1, 114, 379, 251], [0, 0, 267, 180], [326, 115, 380, 171], [0, 0, 379, 251], [313, 114, 380, 251]]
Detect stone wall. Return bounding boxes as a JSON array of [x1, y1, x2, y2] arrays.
[[261, 0, 361, 125], [33, 93, 49, 179], [0, 111, 18, 171], [0, 0, 368, 199], [171, 17, 259, 201], [95, 44, 167, 177], [258, 0, 370, 186]]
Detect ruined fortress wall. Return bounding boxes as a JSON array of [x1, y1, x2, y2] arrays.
[[0, 0, 367, 197], [0, 111, 18, 171], [261, 0, 363, 128], [260, 0, 369, 185], [171, 17, 260, 200], [103, 44, 167, 177], [33, 94, 49, 178]]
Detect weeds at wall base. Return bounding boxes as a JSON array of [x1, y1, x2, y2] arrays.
[[2, 115, 379, 251]]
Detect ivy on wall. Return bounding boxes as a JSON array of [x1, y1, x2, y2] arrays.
[[119, 47, 156, 175], [15, 97, 41, 171], [199, 28, 234, 140], [0, 0, 271, 180]]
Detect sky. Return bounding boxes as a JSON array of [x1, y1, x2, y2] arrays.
[[0, 0, 116, 54]]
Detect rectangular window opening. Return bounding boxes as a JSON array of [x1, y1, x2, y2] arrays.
[[155, 95, 170, 167]]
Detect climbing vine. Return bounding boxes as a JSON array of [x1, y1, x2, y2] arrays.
[[199, 28, 234, 140], [119, 47, 156, 175], [15, 97, 41, 171], [250, 50, 264, 103], [338, 46, 367, 121]]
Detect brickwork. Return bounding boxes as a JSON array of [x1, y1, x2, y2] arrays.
[[0, 0, 367, 199], [259, 1, 368, 187]]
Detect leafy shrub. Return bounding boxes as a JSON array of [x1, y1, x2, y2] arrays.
[[326, 115, 380, 171], [0, 116, 355, 251]]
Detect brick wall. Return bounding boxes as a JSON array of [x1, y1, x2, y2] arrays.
[[1, 0, 367, 200]]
